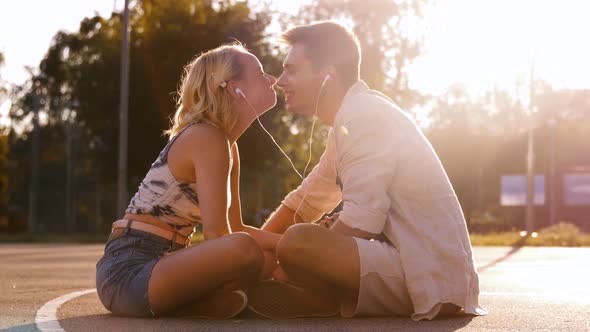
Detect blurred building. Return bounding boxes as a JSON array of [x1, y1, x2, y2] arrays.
[[494, 90, 590, 231]]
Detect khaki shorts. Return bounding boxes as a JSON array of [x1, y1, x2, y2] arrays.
[[340, 237, 413, 317]]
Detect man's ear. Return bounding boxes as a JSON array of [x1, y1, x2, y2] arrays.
[[320, 65, 336, 85]]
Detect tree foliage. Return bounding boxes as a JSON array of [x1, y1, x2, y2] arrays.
[[292, 0, 428, 109], [0, 52, 8, 217], [8, 0, 286, 227]]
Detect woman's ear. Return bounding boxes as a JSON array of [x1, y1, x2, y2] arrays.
[[226, 81, 242, 100]]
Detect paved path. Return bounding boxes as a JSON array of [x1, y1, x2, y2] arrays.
[[1, 244, 589, 331]]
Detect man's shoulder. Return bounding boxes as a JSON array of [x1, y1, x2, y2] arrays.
[[338, 88, 410, 126]]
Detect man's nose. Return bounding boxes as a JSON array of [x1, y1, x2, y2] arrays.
[[276, 73, 287, 89]]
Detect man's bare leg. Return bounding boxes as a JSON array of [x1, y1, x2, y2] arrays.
[[275, 224, 461, 318], [276, 223, 360, 297], [247, 224, 360, 318]]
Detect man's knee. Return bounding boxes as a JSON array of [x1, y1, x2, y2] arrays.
[[276, 223, 317, 266]]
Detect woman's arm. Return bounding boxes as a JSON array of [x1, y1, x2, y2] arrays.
[[189, 126, 233, 240], [228, 143, 281, 251]]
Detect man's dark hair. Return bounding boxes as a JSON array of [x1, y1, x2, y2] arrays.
[[281, 21, 361, 85]]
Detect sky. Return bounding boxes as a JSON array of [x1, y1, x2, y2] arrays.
[[1, 0, 589, 101], [407, 0, 590, 96]]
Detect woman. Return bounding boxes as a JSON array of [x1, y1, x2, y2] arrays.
[[96, 43, 281, 319]]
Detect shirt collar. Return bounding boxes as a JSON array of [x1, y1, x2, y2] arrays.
[[342, 80, 369, 104], [334, 80, 369, 124]]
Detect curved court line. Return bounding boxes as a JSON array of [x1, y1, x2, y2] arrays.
[[34, 288, 587, 331], [35, 288, 96, 332]]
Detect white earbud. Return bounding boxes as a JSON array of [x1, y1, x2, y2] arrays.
[[321, 74, 331, 87], [235, 87, 245, 99]]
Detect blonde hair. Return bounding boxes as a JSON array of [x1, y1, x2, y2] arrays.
[[165, 43, 248, 138]]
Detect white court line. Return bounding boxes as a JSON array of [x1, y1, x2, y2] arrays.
[[481, 292, 544, 297], [481, 291, 590, 303], [35, 288, 96, 332]]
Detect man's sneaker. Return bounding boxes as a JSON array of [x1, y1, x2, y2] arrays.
[[247, 280, 339, 319], [174, 289, 248, 319]]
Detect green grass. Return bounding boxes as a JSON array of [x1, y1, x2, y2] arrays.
[[0, 233, 109, 244], [2, 223, 589, 247], [0, 232, 204, 245], [470, 222, 590, 247], [191, 232, 204, 244]]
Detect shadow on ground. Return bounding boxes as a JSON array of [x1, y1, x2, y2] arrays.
[[477, 237, 525, 272], [5, 311, 474, 332]]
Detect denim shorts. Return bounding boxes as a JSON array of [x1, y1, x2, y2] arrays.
[[95, 227, 186, 317]]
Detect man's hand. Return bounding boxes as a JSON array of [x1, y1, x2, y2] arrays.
[[318, 213, 339, 229], [271, 265, 291, 282], [261, 250, 279, 280]]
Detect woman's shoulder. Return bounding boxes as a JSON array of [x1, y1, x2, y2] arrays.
[[181, 122, 227, 139], [175, 123, 231, 158]]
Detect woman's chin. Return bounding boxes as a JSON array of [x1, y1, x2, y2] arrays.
[[264, 99, 278, 112], [256, 106, 274, 117]]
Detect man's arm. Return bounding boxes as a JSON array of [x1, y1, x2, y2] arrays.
[[332, 96, 398, 236], [263, 129, 342, 234], [320, 213, 374, 240], [262, 204, 304, 234]]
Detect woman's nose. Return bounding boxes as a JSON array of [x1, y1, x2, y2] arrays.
[[276, 73, 287, 89], [267, 74, 277, 86]]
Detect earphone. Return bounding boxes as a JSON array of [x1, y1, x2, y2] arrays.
[[303, 73, 330, 172], [321, 74, 331, 87], [235, 87, 245, 99], [235, 86, 304, 179], [293, 73, 331, 225], [233, 74, 332, 226]]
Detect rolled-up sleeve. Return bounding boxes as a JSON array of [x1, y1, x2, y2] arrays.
[[335, 98, 396, 235], [281, 130, 342, 222]]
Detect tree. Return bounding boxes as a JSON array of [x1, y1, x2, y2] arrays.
[[263, 1, 430, 210], [0, 52, 8, 219], [9, 0, 287, 229], [232, 0, 430, 220], [422, 78, 590, 227], [0, 51, 6, 101], [292, 0, 428, 110]]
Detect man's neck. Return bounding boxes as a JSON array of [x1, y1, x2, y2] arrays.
[[317, 80, 357, 126]]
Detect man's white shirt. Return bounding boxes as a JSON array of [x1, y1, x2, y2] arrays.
[[282, 80, 488, 320]]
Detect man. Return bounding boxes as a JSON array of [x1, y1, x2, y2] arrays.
[[247, 21, 487, 321]]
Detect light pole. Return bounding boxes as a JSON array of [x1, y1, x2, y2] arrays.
[[117, 0, 130, 216], [27, 74, 45, 233], [65, 99, 79, 233], [524, 64, 535, 234], [547, 118, 557, 226], [525, 111, 535, 233]]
